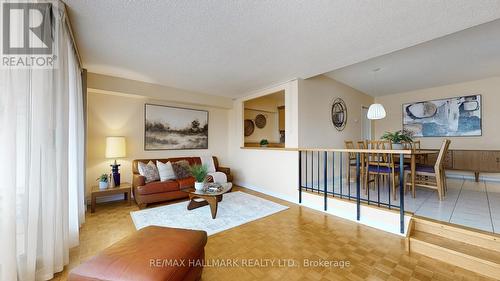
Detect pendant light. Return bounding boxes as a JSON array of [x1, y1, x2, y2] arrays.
[[367, 68, 386, 120], [367, 104, 386, 120]]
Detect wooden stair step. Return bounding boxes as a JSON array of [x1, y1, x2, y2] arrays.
[[413, 216, 500, 252], [411, 230, 500, 264], [410, 230, 500, 279]]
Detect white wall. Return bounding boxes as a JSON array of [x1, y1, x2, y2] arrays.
[[374, 76, 500, 150], [298, 75, 374, 148], [87, 72, 232, 109]]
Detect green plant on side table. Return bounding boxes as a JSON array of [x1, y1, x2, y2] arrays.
[[260, 139, 269, 147], [381, 129, 414, 149], [97, 173, 108, 190], [190, 164, 208, 191]]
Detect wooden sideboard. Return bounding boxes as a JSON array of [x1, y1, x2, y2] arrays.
[[423, 150, 500, 181]]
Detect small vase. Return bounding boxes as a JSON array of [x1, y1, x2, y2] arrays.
[[99, 181, 108, 190], [194, 182, 205, 191]]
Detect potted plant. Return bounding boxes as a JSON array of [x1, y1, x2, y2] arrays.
[[190, 164, 208, 191], [97, 174, 108, 190], [260, 139, 269, 147], [381, 129, 414, 149]]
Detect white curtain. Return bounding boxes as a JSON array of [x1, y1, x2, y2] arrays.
[[0, 1, 85, 280]]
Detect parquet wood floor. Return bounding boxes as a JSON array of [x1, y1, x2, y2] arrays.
[[50, 187, 496, 281]]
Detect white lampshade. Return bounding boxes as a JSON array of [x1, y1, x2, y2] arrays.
[[105, 137, 126, 158], [367, 104, 386, 120]]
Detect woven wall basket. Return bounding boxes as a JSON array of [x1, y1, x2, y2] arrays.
[[254, 114, 267, 128], [244, 119, 255, 136]]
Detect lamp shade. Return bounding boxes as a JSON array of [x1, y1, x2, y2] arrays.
[[367, 104, 386, 120], [105, 137, 126, 158]]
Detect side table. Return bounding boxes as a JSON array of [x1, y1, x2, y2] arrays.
[[90, 182, 132, 213]]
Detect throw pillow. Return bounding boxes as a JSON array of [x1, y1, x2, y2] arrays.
[[172, 160, 192, 179], [157, 161, 176, 181], [200, 156, 216, 173], [137, 161, 160, 183]]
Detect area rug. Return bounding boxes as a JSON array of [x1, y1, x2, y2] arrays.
[[130, 191, 289, 235]]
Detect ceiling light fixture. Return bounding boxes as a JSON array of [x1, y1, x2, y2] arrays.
[[367, 68, 386, 120]]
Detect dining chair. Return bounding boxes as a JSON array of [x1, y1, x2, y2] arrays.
[[403, 139, 451, 200], [412, 140, 421, 151], [357, 140, 367, 186], [345, 141, 356, 184], [410, 140, 424, 163], [364, 140, 402, 200]]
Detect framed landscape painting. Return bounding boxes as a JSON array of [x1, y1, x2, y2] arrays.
[[144, 104, 208, 150], [402, 95, 481, 137]]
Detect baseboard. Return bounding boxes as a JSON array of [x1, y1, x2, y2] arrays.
[[234, 181, 297, 204], [446, 173, 500, 182]]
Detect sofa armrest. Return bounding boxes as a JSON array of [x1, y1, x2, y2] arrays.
[[217, 166, 231, 176], [133, 174, 145, 188]]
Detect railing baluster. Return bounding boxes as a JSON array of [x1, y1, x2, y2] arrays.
[[299, 151, 302, 203], [367, 164, 370, 205], [399, 153, 405, 234], [348, 153, 351, 200], [317, 151, 320, 193], [386, 152, 391, 209], [356, 153, 361, 221], [305, 151, 308, 191], [377, 164, 381, 207], [339, 152, 343, 199], [324, 151, 327, 211], [311, 151, 314, 191], [332, 152, 335, 197]]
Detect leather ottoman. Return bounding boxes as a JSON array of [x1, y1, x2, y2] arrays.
[[69, 226, 207, 281]]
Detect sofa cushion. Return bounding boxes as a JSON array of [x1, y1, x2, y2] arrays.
[[176, 177, 195, 189], [172, 160, 192, 179], [200, 156, 216, 173], [136, 180, 180, 195], [137, 161, 160, 183], [157, 160, 177, 181]]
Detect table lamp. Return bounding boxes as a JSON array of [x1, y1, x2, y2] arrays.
[[105, 136, 126, 186]]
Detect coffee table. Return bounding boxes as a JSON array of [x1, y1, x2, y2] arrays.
[[183, 183, 232, 219]]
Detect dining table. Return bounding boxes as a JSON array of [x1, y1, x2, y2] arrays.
[[406, 150, 440, 198]]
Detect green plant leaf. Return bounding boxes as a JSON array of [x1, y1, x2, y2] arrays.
[[189, 164, 208, 182]]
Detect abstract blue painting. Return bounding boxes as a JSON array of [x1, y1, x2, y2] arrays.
[[402, 95, 482, 137]]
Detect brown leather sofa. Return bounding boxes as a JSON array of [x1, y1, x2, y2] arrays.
[[132, 156, 232, 208], [69, 226, 207, 281]]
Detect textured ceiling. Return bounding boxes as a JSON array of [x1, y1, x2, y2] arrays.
[[325, 19, 500, 96], [65, 0, 500, 97]]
